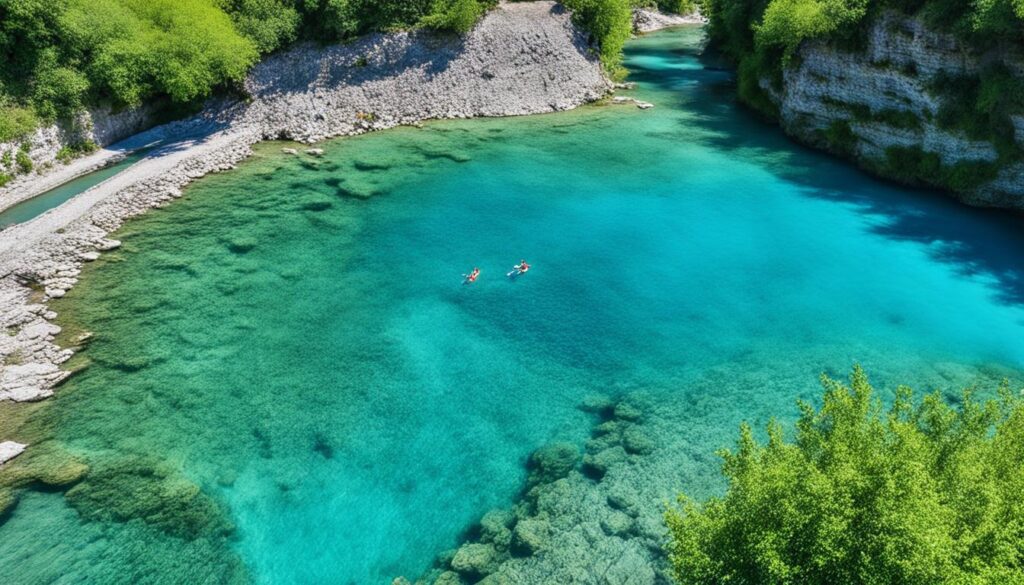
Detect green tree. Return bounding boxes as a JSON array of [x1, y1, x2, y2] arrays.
[[666, 366, 1024, 584], [563, 0, 634, 78]]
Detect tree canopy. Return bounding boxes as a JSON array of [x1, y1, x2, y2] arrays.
[[666, 366, 1024, 584], [0, 0, 497, 142]]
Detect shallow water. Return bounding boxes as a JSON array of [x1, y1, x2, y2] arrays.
[[0, 149, 151, 228], [2, 26, 1024, 584]]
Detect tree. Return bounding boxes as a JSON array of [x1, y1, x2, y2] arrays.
[[666, 366, 1024, 584]]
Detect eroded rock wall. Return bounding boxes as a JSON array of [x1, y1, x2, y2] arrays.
[[769, 10, 1024, 210]]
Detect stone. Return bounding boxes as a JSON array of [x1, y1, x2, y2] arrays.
[[78, 251, 100, 261], [281, 147, 298, 155], [601, 510, 634, 537], [613, 402, 643, 422], [0, 441, 27, 465], [95, 239, 121, 251], [450, 543, 498, 578], [527, 442, 579, 485], [583, 446, 628, 478], [622, 426, 655, 455], [433, 571, 463, 585], [512, 518, 550, 555], [305, 148, 324, 156], [480, 509, 514, 550]]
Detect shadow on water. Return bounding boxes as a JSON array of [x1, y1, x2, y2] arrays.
[[626, 32, 1024, 308]]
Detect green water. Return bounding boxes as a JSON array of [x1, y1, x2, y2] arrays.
[[0, 150, 151, 228], [2, 26, 1024, 584]]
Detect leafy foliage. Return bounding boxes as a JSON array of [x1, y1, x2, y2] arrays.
[[666, 367, 1024, 584], [0, 0, 496, 135], [563, 0, 635, 79]]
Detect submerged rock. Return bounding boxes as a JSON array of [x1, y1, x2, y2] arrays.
[[622, 426, 655, 455], [613, 402, 643, 422], [527, 442, 580, 486], [512, 518, 550, 555], [450, 543, 499, 578], [583, 446, 628, 478], [65, 456, 234, 540]]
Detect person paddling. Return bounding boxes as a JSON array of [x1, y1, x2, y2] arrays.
[[463, 267, 480, 284], [508, 259, 530, 277]]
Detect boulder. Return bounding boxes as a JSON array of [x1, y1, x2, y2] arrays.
[[512, 518, 550, 555], [583, 446, 628, 478], [450, 543, 498, 578], [622, 426, 655, 455], [528, 442, 579, 485], [601, 510, 635, 537], [0, 441, 27, 465], [613, 402, 642, 421], [433, 571, 463, 585]]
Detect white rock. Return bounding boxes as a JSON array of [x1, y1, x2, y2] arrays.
[[79, 251, 100, 261], [281, 147, 298, 155], [95, 239, 121, 251], [0, 442, 27, 465], [305, 148, 325, 156]]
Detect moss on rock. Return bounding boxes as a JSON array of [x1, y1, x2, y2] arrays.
[[65, 456, 234, 540], [527, 442, 579, 486], [450, 542, 499, 578]]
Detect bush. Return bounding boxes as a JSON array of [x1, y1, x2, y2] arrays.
[[563, 0, 635, 79], [0, 172, 12, 187], [666, 367, 1024, 584], [15, 150, 33, 174], [419, 0, 489, 34], [0, 105, 40, 142], [56, 140, 99, 164]]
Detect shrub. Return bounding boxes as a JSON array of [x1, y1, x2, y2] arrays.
[[666, 367, 1024, 585], [0, 105, 40, 142], [564, 0, 637, 79], [15, 150, 33, 174], [0, 172, 12, 187], [420, 0, 488, 34], [56, 140, 99, 164]]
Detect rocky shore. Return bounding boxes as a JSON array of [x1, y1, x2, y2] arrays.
[[0, 1, 611, 406]]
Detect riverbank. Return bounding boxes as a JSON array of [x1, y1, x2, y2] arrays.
[[0, 1, 610, 407]]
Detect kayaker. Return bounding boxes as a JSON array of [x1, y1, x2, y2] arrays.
[[464, 267, 480, 284], [517, 260, 530, 273]]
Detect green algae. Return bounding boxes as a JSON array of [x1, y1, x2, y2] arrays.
[[66, 456, 234, 540]]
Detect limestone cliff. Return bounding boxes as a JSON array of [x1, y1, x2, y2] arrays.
[[764, 10, 1024, 210]]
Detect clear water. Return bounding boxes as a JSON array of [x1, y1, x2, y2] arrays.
[[0, 149, 151, 229], [2, 26, 1023, 584]]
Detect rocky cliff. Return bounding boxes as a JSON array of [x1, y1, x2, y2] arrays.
[[765, 10, 1024, 210]]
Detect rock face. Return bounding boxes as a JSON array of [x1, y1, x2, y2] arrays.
[[767, 10, 1024, 210], [0, 1, 610, 404], [632, 8, 706, 34], [0, 103, 158, 188]]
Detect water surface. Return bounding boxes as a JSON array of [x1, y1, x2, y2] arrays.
[[0, 149, 151, 228], [1, 26, 1023, 584]]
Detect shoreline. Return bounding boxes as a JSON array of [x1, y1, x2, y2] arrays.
[[0, 1, 614, 408]]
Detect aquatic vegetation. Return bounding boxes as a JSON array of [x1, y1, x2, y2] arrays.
[[66, 456, 234, 540], [666, 367, 1024, 584]]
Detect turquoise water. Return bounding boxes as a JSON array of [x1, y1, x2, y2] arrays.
[[2, 26, 1024, 584], [0, 149, 151, 228]]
